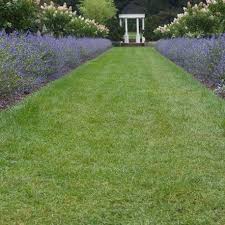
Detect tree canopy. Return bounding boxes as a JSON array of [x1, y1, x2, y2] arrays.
[[52, 0, 204, 18], [79, 0, 117, 24]]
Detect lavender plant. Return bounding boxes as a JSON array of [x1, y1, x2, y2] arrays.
[[0, 32, 112, 98], [155, 35, 225, 85]]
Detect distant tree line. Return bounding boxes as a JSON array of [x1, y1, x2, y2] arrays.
[[50, 0, 205, 16]]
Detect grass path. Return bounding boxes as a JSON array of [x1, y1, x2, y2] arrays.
[[1, 47, 225, 224]]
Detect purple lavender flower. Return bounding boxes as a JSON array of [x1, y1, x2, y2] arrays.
[[155, 35, 225, 83], [0, 32, 112, 97]]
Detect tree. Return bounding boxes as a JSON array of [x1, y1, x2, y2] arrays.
[[79, 0, 117, 24], [106, 17, 124, 41]]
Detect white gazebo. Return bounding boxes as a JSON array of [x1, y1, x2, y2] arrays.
[[119, 14, 145, 44]]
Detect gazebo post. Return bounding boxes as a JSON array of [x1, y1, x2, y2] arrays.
[[119, 19, 122, 27], [136, 18, 140, 44], [142, 18, 145, 30], [124, 18, 129, 43], [142, 18, 145, 43]]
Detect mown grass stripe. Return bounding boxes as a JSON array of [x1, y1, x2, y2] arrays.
[[1, 47, 225, 225]]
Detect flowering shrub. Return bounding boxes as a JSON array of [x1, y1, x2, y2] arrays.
[[0, 1, 109, 38], [41, 1, 109, 37], [41, 2, 73, 37], [155, 35, 225, 84], [0, 0, 39, 32], [0, 32, 112, 99], [155, 0, 225, 38]]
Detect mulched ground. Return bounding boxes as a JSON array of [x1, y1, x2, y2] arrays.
[[0, 94, 25, 110], [0, 85, 43, 110], [195, 75, 225, 98]]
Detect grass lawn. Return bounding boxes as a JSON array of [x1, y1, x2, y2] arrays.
[[129, 32, 137, 40], [1, 47, 225, 224]]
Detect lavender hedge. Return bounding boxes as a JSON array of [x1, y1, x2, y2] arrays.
[[0, 32, 112, 98], [155, 35, 225, 86]]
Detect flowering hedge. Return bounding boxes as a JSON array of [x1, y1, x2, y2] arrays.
[[155, 35, 225, 86], [0, 1, 109, 38], [41, 2, 109, 37], [0, 32, 112, 99], [155, 0, 225, 38]]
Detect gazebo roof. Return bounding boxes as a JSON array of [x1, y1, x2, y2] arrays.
[[119, 14, 145, 19]]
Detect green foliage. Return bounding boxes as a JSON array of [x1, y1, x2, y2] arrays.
[[106, 17, 124, 41], [41, 2, 73, 37], [67, 17, 109, 37], [41, 2, 109, 37], [45, 0, 204, 17], [0, 0, 39, 32], [184, 8, 215, 36], [144, 11, 177, 41], [155, 0, 225, 38], [208, 0, 225, 33], [0, 0, 109, 37], [79, 0, 117, 24], [0, 49, 32, 98], [144, 16, 160, 41], [51, 0, 122, 13], [0, 71, 20, 98]]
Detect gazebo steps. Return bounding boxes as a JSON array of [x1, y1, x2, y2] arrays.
[[121, 43, 145, 47], [112, 42, 145, 47]]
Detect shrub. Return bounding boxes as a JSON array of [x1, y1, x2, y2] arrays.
[[41, 2, 73, 37], [208, 0, 225, 33], [144, 11, 178, 41], [155, 0, 225, 38], [79, 0, 117, 24], [106, 18, 124, 41], [0, 59, 22, 98], [41, 2, 109, 37], [0, 0, 39, 32], [0, 31, 112, 98], [144, 16, 160, 41]]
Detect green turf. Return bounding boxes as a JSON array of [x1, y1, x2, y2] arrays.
[[129, 32, 137, 39], [1, 47, 225, 225]]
